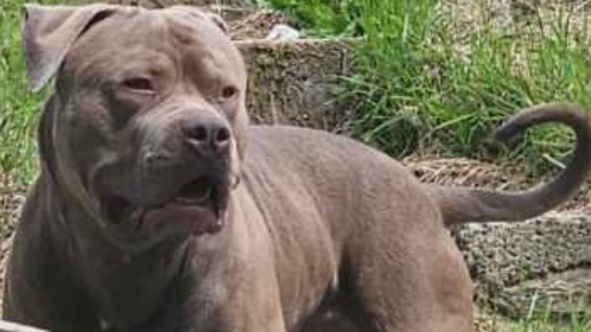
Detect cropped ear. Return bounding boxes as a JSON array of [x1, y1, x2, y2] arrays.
[[22, 3, 118, 92], [168, 6, 229, 34], [205, 12, 228, 34]]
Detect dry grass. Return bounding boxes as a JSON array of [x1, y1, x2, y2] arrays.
[[403, 156, 591, 213]]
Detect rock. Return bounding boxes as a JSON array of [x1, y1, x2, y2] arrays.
[[236, 39, 356, 131], [452, 212, 591, 317]]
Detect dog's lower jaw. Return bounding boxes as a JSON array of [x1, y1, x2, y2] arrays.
[[68, 191, 234, 255]]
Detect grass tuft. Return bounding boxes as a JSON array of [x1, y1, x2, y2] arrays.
[[268, 0, 591, 178], [0, 0, 44, 182], [0, 0, 81, 182]]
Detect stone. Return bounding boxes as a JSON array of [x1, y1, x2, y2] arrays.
[[452, 212, 591, 317], [236, 39, 356, 131]]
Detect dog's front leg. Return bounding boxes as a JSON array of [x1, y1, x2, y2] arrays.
[[180, 271, 287, 332]]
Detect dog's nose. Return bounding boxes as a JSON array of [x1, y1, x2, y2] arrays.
[[185, 116, 231, 154]]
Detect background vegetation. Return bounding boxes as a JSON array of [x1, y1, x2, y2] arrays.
[[266, 0, 591, 180], [3, 0, 591, 181], [1, 0, 43, 182]]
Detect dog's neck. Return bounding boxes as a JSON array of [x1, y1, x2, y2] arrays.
[[44, 177, 193, 330], [42, 158, 241, 330]]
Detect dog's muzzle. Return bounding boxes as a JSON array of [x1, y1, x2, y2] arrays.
[[96, 111, 236, 237]]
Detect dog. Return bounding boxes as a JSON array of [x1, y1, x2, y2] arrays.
[[4, 4, 591, 332]]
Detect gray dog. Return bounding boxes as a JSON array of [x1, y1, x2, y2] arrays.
[[4, 4, 591, 332]]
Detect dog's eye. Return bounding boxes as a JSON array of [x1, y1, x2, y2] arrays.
[[221, 86, 238, 99], [121, 77, 155, 93]]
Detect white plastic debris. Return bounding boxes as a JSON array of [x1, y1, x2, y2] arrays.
[[266, 24, 301, 41]]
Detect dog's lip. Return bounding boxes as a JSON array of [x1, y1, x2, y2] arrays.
[[100, 175, 230, 235], [130, 200, 224, 236]]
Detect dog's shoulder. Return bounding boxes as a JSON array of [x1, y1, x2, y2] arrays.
[[249, 125, 371, 154], [246, 125, 410, 179]]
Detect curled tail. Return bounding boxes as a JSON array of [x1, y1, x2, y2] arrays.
[[431, 103, 591, 226]]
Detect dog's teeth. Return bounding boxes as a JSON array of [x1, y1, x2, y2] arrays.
[[176, 187, 212, 205]]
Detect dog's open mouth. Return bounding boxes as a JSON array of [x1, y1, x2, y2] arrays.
[[101, 176, 229, 236]]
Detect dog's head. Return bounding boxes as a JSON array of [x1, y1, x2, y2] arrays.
[[23, 4, 248, 246]]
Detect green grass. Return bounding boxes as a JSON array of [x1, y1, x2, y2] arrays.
[[267, 0, 591, 179], [0, 0, 43, 182], [489, 300, 591, 332], [5, 0, 591, 180], [0, 0, 84, 182], [483, 313, 591, 332], [356, 0, 591, 174]]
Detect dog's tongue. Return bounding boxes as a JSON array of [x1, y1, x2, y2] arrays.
[[141, 202, 222, 235]]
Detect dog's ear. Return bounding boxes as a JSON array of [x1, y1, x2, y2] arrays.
[[22, 4, 118, 92], [205, 12, 229, 34], [168, 6, 229, 35]]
